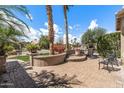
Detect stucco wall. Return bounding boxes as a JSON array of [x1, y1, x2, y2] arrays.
[[121, 17, 124, 63], [121, 35, 124, 62]]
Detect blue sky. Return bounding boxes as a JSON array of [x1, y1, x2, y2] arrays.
[[16, 5, 123, 43]]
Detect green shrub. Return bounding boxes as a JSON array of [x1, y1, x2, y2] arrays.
[[39, 35, 49, 49], [26, 44, 39, 53], [97, 32, 121, 58], [4, 45, 14, 53]]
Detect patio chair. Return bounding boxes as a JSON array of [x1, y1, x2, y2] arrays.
[[98, 57, 109, 70], [98, 53, 120, 70]]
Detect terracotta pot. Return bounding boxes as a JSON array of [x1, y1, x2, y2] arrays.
[[31, 49, 37, 53], [0, 56, 6, 74]]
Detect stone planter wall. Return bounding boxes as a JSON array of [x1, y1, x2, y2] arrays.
[[0, 56, 6, 74], [31, 53, 66, 67]]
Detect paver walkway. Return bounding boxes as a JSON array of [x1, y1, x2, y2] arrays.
[[0, 61, 37, 88], [28, 58, 124, 88], [0, 58, 124, 88]]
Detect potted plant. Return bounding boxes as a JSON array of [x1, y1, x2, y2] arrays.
[[26, 44, 39, 53]]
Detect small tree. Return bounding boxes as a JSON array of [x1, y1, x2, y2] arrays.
[[39, 35, 49, 49], [97, 32, 121, 58], [81, 27, 106, 48]]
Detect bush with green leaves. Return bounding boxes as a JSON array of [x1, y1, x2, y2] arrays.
[[39, 35, 49, 49], [81, 27, 106, 44], [26, 44, 39, 53], [4, 45, 14, 53], [97, 32, 121, 58]]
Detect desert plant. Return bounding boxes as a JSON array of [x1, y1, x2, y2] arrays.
[[26, 44, 39, 53], [0, 5, 31, 56], [0, 27, 26, 56]]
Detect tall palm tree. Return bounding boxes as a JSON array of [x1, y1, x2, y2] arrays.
[[0, 5, 31, 31], [63, 5, 71, 52], [46, 5, 54, 54]]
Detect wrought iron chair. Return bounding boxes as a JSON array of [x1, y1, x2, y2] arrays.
[[98, 53, 120, 70]]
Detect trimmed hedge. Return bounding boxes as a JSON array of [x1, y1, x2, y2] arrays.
[[97, 32, 121, 58]]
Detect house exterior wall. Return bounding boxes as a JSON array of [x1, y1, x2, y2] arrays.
[[121, 17, 124, 62]]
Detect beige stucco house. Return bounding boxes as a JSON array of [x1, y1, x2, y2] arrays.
[[116, 9, 124, 62]]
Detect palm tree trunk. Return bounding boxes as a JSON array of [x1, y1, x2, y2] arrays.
[[63, 5, 69, 52], [46, 5, 54, 55]]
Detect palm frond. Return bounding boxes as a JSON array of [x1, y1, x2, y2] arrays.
[[0, 5, 31, 32]]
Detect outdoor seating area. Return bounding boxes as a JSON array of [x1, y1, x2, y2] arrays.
[[1, 58, 124, 88], [0, 5, 124, 88], [98, 53, 122, 71]]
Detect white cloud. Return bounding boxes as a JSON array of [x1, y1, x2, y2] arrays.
[[26, 13, 33, 20], [40, 22, 63, 43], [44, 22, 48, 27], [63, 34, 81, 44], [63, 34, 73, 44], [69, 26, 73, 30], [106, 30, 113, 34], [88, 19, 98, 30], [122, 6, 124, 9], [24, 27, 41, 41], [39, 28, 48, 36]]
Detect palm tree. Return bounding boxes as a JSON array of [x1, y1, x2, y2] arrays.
[[0, 27, 26, 56], [63, 5, 71, 52], [0, 5, 31, 31], [46, 5, 54, 54], [0, 6, 31, 55]]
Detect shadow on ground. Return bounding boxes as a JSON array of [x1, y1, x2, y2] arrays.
[[102, 66, 121, 73], [29, 70, 82, 88]]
